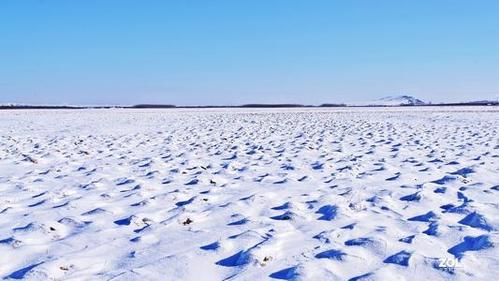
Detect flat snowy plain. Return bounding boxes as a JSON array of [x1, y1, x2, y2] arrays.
[[0, 107, 498, 281]]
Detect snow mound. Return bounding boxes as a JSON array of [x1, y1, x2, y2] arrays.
[[353, 95, 426, 106]]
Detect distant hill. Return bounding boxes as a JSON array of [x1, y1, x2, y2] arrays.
[[351, 95, 426, 106], [376, 95, 426, 106]]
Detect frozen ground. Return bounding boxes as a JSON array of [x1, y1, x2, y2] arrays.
[[0, 107, 498, 281]]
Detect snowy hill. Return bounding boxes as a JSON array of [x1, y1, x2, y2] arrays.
[[352, 95, 426, 106], [377, 95, 426, 106]]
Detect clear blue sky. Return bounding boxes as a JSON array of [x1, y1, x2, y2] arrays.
[[1, 1, 498, 105]]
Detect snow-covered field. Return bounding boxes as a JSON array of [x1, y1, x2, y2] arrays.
[[0, 107, 498, 281]]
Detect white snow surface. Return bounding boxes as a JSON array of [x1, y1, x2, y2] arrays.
[[0, 107, 498, 281]]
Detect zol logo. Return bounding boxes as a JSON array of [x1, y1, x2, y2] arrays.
[[438, 257, 462, 268]]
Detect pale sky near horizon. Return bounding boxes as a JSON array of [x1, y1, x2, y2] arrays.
[[1, 1, 498, 105]]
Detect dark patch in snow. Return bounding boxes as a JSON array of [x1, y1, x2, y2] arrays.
[[450, 167, 475, 177], [5, 262, 44, 279], [271, 211, 293, 221], [458, 212, 493, 231], [114, 216, 134, 226], [269, 266, 298, 280], [200, 241, 220, 251], [176, 197, 195, 207], [448, 235, 493, 259], [227, 218, 249, 226], [400, 192, 421, 202], [349, 272, 374, 281], [271, 202, 290, 210], [423, 222, 439, 236], [431, 176, 456, 185], [345, 237, 373, 246], [399, 235, 415, 244], [383, 250, 412, 266], [216, 250, 251, 267], [408, 211, 438, 222], [315, 249, 346, 260], [316, 205, 338, 221]]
